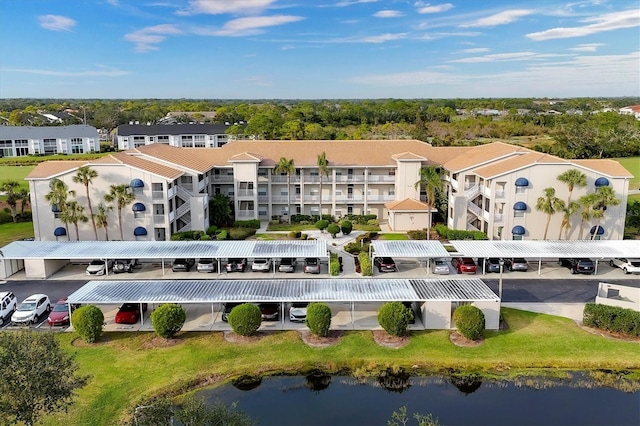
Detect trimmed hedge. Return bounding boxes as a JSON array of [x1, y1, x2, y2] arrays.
[[227, 227, 256, 240], [345, 214, 377, 225], [171, 230, 205, 241], [227, 303, 262, 336], [358, 252, 372, 276], [340, 220, 352, 235], [233, 219, 261, 229], [206, 225, 218, 235], [216, 229, 227, 240], [407, 230, 427, 240], [453, 305, 485, 341], [434, 224, 488, 240], [583, 303, 640, 337], [377, 302, 413, 336], [150, 304, 186, 339], [315, 219, 329, 232], [329, 252, 340, 276], [327, 223, 340, 238], [72, 305, 104, 343], [306, 303, 332, 337]]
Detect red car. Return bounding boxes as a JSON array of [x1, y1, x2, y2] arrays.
[[452, 257, 477, 274], [47, 297, 73, 327], [115, 303, 148, 324]]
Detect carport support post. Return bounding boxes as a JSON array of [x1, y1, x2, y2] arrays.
[[162, 259, 165, 276], [538, 258, 542, 276], [140, 303, 144, 326], [595, 259, 599, 275], [351, 301, 354, 328], [498, 259, 505, 300]]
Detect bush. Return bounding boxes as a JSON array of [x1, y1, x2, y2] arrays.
[[291, 214, 315, 223], [150, 304, 186, 339], [170, 230, 204, 241], [583, 303, 640, 337], [227, 227, 256, 240], [233, 219, 261, 229], [377, 302, 413, 336], [216, 229, 227, 240], [300, 233, 308, 240], [72, 305, 104, 343], [327, 223, 340, 238], [228, 303, 262, 336], [288, 230, 302, 239], [315, 219, 329, 232], [358, 252, 372, 276], [0, 211, 12, 224], [407, 230, 427, 240], [330, 252, 340, 276], [453, 305, 485, 340], [344, 241, 364, 255], [206, 225, 218, 236], [345, 214, 377, 225], [434, 224, 488, 240], [340, 220, 352, 235], [306, 303, 332, 337]]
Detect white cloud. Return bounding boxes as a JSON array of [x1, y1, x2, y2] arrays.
[[374, 10, 403, 18], [415, 31, 481, 40], [178, 0, 276, 15], [360, 33, 408, 43], [460, 9, 533, 28], [458, 47, 490, 53], [1, 66, 128, 77], [527, 9, 640, 41], [569, 43, 604, 52], [335, 0, 379, 7], [106, 0, 120, 6], [211, 15, 304, 36], [124, 24, 183, 52], [451, 51, 569, 63], [416, 3, 454, 14], [38, 15, 77, 32]]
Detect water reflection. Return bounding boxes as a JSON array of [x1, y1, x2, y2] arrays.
[[305, 370, 332, 392], [232, 375, 262, 391], [449, 373, 482, 395], [377, 369, 411, 394]]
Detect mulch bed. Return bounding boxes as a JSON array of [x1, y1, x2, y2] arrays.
[[141, 335, 184, 349], [71, 335, 111, 347], [580, 326, 640, 343], [449, 331, 484, 347], [371, 330, 410, 348], [299, 330, 343, 347]]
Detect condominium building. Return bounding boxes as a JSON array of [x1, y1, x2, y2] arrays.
[[25, 139, 631, 242], [0, 125, 100, 157], [116, 123, 230, 150]]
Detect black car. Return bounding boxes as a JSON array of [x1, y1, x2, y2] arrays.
[[172, 258, 195, 272], [226, 258, 247, 272], [559, 258, 595, 275], [258, 303, 280, 321], [113, 259, 138, 274], [221, 302, 242, 322], [374, 257, 397, 272]]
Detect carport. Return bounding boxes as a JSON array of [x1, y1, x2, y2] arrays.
[[0, 240, 329, 279], [370, 240, 451, 272], [66, 278, 500, 330]]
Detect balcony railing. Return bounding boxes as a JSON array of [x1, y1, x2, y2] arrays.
[[236, 189, 254, 197], [367, 175, 395, 183], [366, 194, 395, 202], [335, 195, 364, 202], [237, 210, 255, 218], [271, 176, 301, 183], [335, 175, 365, 183], [271, 195, 301, 203], [153, 214, 165, 224], [495, 190, 506, 199], [212, 175, 234, 182], [493, 213, 504, 224], [152, 190, 164, 200], [258, 195, 269, 202]]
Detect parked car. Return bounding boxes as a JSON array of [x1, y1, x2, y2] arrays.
[[86, 259, 114, 275], [113, 259, 138, 274], [609, 258, 640, 275], [221, 302, 242, 322], [226, 258, 247, 273], [559, 258, 595, 275], [259, 303, 280, 321], [0, 291, 17, 326], [431, 258, 450, 275], [278, 258, 297, 273], [374, 257, 397, 273], [114, 303, 148, 324], [303, 258, 321, 274], [289, 302, 309, 322], [506, 258, 528, 272], [252, 258, 272, 272], [11, 294, 51, 325], [484, 258, 506, 273], [47, 297, 74, 327], [197, 258, 217, 273], [452, 257, 477, 274], [172, 258, 196, 272]]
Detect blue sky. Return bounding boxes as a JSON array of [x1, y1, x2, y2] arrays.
[[0, 0, 638, 99]]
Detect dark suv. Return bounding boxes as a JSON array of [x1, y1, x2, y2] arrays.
[[374, 257, 397, 272], [172, 258, 195, 272], [560, 258, 595, 275]]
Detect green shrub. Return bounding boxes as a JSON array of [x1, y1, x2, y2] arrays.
[[206, 225, 218, 236], [583, 303, 640, 337], [433, 224, 488, 241], [0, 211, 11, 224], [453, 305, 485, 340], [200, 234, 210, 240], [233, 219, 261, 229], [288, 230, 302, 239], [300, 233, 308, 240], [227, 227, 256, 240], [306, 303, 332, 337], [407, 230, 427, 240], [227, 303, 262, 336], [315, 219, 329, 232], [345, 214, 377, 225], [216, 229, 227, 240], [344, 241, 363, 255], [340, 220, 352, 235], [170, 230, 204, 241], [358, 252, 372, 276], [329, 252, 340, 276], [377, 302, 413, 337], [327, 223, 340, 238], [367, 219, 379, 226], [72, 305, 104, 343], [150, 304, 186, 339]]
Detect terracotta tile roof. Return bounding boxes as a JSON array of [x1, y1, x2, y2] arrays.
[[443, 142, 530, 172], [472, 152, 569, 178], [228, 152, 262, 162], [571, 159, 634, 178], [385, 198, 431, 211], [134, 144, 219, 172], [392, 152, 427, 161], [26, 160, 87, 179]]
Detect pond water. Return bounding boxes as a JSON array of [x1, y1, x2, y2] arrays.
[[197, 373, 640, 426]]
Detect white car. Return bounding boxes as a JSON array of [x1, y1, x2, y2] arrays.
[[11, 294, 51, 325], [609, 258, 640, 275], [252, 258, 272, 272], [289, 302, 309, 322], [86, 259, 114, 275], [197, 258, 217, 273], [431, 258, 450, 275], [0, 291, 18, 326]]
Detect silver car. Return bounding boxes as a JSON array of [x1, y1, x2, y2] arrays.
[[431, 258, 450, 275], [197, 258, 217, 273]]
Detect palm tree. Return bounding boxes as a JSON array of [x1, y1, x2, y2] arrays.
[[73, 166, 99, 240], [273, 157, 296, 224], [557, 169, 587, 206], [590, 186, 621, 240], [414, 166, 443, 240], [61, 201, 88, 241], [558, 201, 580, 239], [0, 180, 20, 223], [317, 152, 329, 220], [94, 203, 112, 241], [104, 184, 135, 240], [18, 188, 30, 216], [44, 178, 75, 218], [577, 193, 599, 239], [535, 187, 564, 240]]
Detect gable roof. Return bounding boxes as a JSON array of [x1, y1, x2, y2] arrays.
[[472, 152, 569, 178], [385, 198, 432, 211], [117, 123, 228, 136], [571, 159, 634, 177], [0, 125, 98, 140], [27, 160, 88, 179], [92, 152, 184, 180], [133, 144, 219, 173], [443, 142, 529, 173]]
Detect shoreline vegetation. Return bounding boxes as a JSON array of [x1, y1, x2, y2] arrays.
[[43, 308, 640, 426]]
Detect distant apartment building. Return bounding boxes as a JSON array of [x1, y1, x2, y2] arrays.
[[619, 105, 640, 120], [116, 123, 230, 150], [0, 125, 100, 157], [26, 140, 631, 242]]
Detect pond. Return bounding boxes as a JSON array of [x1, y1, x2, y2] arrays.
[[197, 372, 640, 426]]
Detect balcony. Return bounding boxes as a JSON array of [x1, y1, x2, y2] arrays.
[[152, 190, 164, 200], [212, 175, 234, 182], [495, 190, 506, 199], [271, 176, 301, 183], [258, 195, 269, 202], [367, 175, 395, 183], [271, 195, 301, 203], [237, 210, 255, 218], [236, 189, 255, 197], [494, 213, 504, 225], [153, 214, 165, 225], [335, 175, 365, 183], [335, 195, 364, 202], [366, 194, 395, 202]]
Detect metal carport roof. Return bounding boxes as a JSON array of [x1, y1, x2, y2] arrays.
[[67, 278, 496, 304], [448, 240, 640, 259], [370, 240, 450, 258], [0, 240, 328, 260]]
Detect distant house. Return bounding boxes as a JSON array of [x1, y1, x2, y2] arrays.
[[0, 125, 100, 157], [116, 123, 230, 150], [158, 111, 218, 124], [619, 105, 640, 120]]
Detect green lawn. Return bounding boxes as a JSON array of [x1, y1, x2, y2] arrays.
[[0, 165, 35, 190], [0, 221, 34, 246], [379, 233, 409, 240], [42, 308, 640, 426], [614, 157, 640, 190]]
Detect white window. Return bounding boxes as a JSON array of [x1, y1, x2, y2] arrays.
[[310, 189, 319, 196], [512, 235, 523, 241], [516, 186, 526, 194], [514, 211, 524, 218]]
